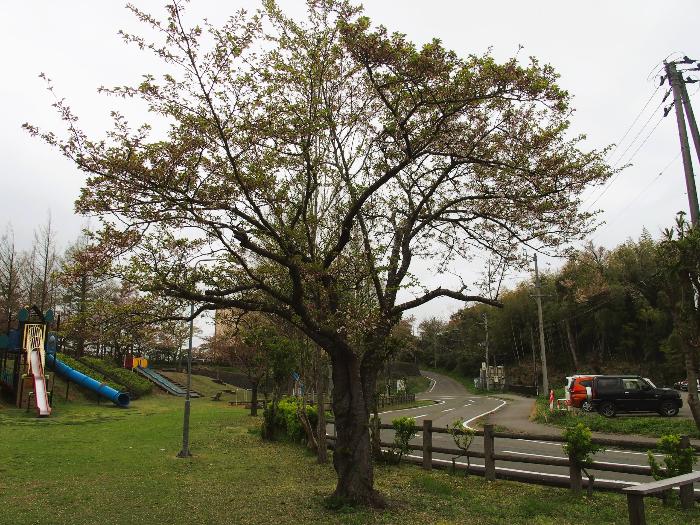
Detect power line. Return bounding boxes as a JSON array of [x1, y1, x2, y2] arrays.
[[584, 114, 665, 213], [605, 84, 661, 162], [582, 92, 669, 213], [618, 114, 665, 167], [609, 95, 668, 169], [589, 153, 681, 241]]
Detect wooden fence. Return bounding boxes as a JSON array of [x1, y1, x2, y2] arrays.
[[327, 421, 700, 497], [375, 392, 416, 410]]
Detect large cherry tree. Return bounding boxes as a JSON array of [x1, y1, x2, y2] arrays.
[[27, 0, 612, 505]]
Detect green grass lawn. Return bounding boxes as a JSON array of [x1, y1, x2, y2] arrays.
[[1, 393, 699, 524], [533, 395, 700, 439], [158, 370, 247, 399]]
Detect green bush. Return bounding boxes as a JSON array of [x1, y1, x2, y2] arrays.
[[563, 423, 601, 469], [50, 354, 125, 393], [262, 397, 318, 442], [388, 416, 417, 464], [80, 357, 153, 398], [648, 434, 697, 480]]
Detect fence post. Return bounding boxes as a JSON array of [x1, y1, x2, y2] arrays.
[[626, 493, 646, 525], [422, 419, 432, 470], [483, 423, 496, 481], [680, 435, 694, 509]]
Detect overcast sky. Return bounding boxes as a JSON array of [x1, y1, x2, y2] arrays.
[[1, 1, 699, 327]]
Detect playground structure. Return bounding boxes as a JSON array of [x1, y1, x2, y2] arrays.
[[122, 352, 201, 397], [123, 355, 148, 370], [133, 364, 201, 398], [0, 306, 54, 416], [25, 322, 51, 416], [0, 306, 130, 415]]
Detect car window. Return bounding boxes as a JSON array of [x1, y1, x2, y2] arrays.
[[622, 379, 641, 390], [596, 378, 620, 392], [580, 380, 592, 387]]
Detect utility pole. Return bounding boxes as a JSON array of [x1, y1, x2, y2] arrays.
[[666, 61, 700, 226], [533, 253, 549, 395], [529, 325, 538, 395], [678, 73, 700, 188]]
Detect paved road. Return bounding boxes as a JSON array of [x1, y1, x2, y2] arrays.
[[374, 371, 700, 490]]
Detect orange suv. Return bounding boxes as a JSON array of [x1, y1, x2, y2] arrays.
[[565, 375, 598, 411]]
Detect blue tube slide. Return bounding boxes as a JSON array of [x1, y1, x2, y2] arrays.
[[49, 354, 130, 407]]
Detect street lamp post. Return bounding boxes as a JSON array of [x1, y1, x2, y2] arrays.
[[177, 258, 212, 459], [177, 299, 195, 458]]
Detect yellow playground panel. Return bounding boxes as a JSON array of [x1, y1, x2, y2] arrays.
[[124, 356, 148, 369]]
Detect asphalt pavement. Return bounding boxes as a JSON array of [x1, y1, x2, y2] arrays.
[[371, 370, 700, 491]]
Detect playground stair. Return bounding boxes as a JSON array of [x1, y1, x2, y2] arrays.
[[136, 367, 201, 398]]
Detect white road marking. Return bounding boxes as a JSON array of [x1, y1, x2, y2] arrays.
[[414, 414, 428, 419], [500, 450, 653, 470], [378, 399, 444, 415], [405, 455, 646, 486], [513, 438, 562, 447], [603, 449, 664, 457], [502, 450, 566, 461], [424, 376, 437, 393], [442, 408, 455, 412], [509, 439, 665, 458], [463, 399, 507, 429]]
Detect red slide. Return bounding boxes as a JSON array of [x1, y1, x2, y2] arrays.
[[29, 350, 51, 417]]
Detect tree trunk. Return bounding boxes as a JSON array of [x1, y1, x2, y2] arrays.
[[685, 349, 700, 429], [250, 382, 259, 417], [330, 350, 385, 507], [564, 319, 580, 371], [298, 393, 318, 451], [316, 388, 328, 463], [316, 347, 328, 463]]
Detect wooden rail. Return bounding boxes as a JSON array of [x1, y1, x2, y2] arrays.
[[329, 419, 700, 522], [623, 470, 699, 524], [375, 422, 700, 452]]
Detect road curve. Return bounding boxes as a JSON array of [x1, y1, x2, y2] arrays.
[[378, 370, 506, 429], [376, 370, 700, 492]]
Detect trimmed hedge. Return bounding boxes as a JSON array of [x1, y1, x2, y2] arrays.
[[80, 357, 153, 398], [50, 354, 125, 393]]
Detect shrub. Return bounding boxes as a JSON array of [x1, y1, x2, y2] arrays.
[[80, 357, 152, 398], [648, 434, 696, 480], [50, 354, 125, 393], [261, 397, 318, 442], [563, 422, 601, 470], [447, 419, 475, 473], [388, 416, 417, 464]]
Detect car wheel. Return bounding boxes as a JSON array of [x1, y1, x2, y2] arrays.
[[581, 400, 593, 412], [599, 401, 616, 417], [659, 401, 679, 417]]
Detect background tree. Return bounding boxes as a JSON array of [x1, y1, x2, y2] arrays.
[[0, 226, 22, 330], [211, 312, 276, 416], [58, 235, 112, 356], [28, 0, 612, 505], [658, 214, 700, 429], [417, 317, 446, 367]]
